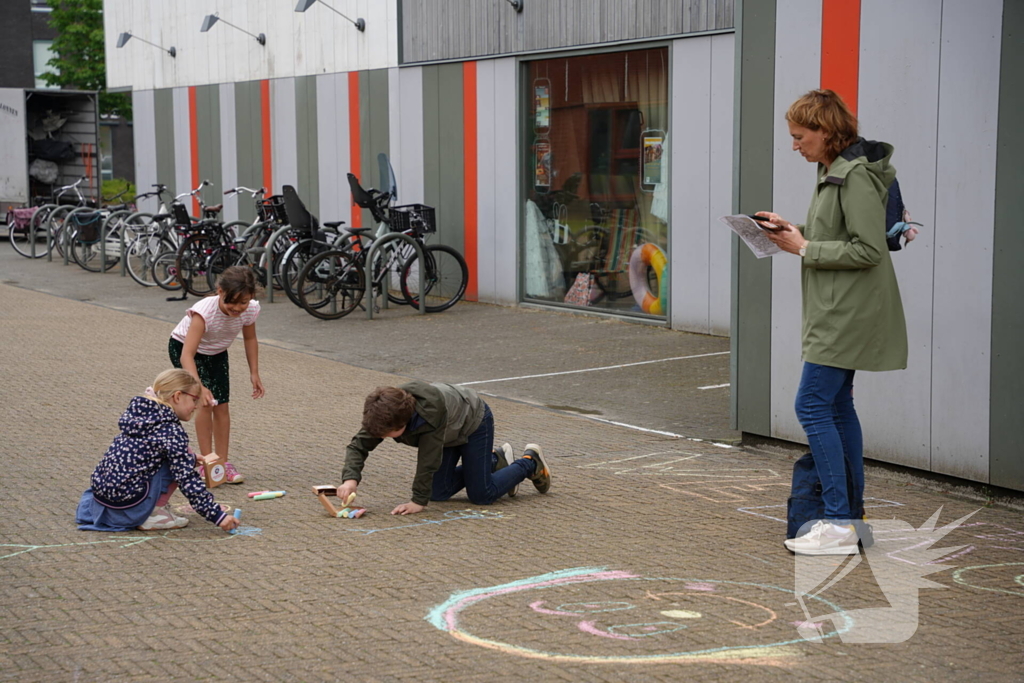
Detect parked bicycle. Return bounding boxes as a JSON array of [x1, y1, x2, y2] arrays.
[[294, 156, 467, 320]]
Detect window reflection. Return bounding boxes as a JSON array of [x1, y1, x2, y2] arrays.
[[523, 49, 669, 317]]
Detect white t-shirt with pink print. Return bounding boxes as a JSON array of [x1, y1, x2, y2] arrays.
[[170, 295, 260, 356]]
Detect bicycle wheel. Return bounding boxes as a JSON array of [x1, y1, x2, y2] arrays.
[[280, 239, 321, 306], [296, 249, 365, 320], [401, 244, 469, 312], [176, 234, 219, 297], [371, 241, 413, 306], [70, 220, 120, 273], [206, 245, 244, 290], [151, 247, 183, 290], [9, 207, 51, 258]]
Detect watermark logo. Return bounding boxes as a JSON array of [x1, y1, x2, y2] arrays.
[[791, 507, 978, 643]]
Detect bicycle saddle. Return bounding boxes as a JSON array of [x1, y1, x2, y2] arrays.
[[205, 204, 223, 213], [323, 220, 347, 229], [341, 227, 372, 235], [151, 213, 172, 221]]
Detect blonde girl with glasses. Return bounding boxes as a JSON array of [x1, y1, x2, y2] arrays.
[[76, 369, 240, 533]]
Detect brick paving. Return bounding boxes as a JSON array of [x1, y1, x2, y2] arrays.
[[1, 279, 1023, 682]]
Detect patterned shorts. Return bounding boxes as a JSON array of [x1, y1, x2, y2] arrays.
[[168, 338, 231, 404]]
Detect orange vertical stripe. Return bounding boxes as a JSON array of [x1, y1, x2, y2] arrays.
[[348, 71, 362, 228], [261, 80, 273, 194], [462, 61, 478, 302], [820, 0, 860, 115], [188, 87, 200, 215]]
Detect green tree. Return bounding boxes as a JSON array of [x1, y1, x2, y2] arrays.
[[40, 0, 131, 119]]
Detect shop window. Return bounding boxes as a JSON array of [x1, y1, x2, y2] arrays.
[[522, 48, 669, 318]]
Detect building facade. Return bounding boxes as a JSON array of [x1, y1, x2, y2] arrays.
[[105, 0, 1024, 490]]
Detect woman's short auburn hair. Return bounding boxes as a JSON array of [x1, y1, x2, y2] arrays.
[[785, 89, 859, 162], [361, 386, 417, 437]]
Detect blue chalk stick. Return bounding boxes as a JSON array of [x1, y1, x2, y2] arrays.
[[229, 508, 242, 534]]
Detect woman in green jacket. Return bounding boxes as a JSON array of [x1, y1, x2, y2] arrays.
[[755, 89, 908, 556]]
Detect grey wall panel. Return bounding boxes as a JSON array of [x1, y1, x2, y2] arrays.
[[476, 59, 498, 302], [422, 66, 441, 239], [435, 64, 465, 254], [855, 0, 942, 470], [670, 37, 712, 334], [295, 75, 320, 217], [234, 81, 264, 225], [768, 0, 820, 445], [172, 88, 192, 202], [730, 0, 775, 435], [219, 83, 239, 223], [316, 73, 350, 225], [930, 0, 1001, 481], [492, 57, 519, 304], [708, 32, 734, 336], [990, 0, 1024, 490], [395, 67, 425, 205], [401, 0, 735, 64], [272, 77, 299, 196], [369, 69, 392, 188], [153, 89, 175, 200], [387, 67, 403, 199], [195, 85, 221, 210], [132, 91, 160, 214]]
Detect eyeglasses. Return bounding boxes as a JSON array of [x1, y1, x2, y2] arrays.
[[179, 391, 200, 402]]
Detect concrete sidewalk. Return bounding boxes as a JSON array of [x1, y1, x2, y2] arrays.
[[1, 282, 1022, 682]]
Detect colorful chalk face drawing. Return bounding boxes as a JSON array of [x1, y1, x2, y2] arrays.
[[427, 567, 851, 664], [342, 509, 507, 536], [952, 562, 1024, 597]]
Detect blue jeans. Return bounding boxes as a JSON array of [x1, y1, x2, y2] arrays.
[[430, 406, 534, 505], [794, 362, 864, 521]]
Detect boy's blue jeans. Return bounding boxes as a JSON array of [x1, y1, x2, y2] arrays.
[[430, 405, 534, 505], [794, 362, 864, 521]]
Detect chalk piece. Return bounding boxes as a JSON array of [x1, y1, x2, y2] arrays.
[[351, 508, 365, 518], [342, 492, 356, 507], [247, 491, 270, 498], [253, 492, 285, 500], [233, 508, 242, 520], [336, 510, 346, 518]]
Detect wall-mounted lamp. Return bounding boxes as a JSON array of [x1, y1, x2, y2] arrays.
[[200, 13, 266, 46], [115, 31, 176, 58], [506, 0, 524, 12], [294, 0, 365, 32]]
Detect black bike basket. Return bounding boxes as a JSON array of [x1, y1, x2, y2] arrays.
[[257, 195, 289, 225], [171, 202, 192, 226], [72, 211, 103, 243], [390, 204, 436, 236]]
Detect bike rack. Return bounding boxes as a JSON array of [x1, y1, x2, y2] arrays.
[[28, 204, 58, 259], [120, 212, 155, 278], [363, 232, 426, 320], [59, 207, 97, 267], [259, 223, 292, 303], [99, 210, 129, 276]]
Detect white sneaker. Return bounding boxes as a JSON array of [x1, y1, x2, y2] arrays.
[[162, 505, 188, 525], [784, 520, 858, 556], [138, 507, 189, 531], [499, 443, 518, 498]]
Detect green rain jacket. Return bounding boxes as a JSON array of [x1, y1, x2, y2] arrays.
[[343, 380, 486, 506], [798, 138, 908, 372]]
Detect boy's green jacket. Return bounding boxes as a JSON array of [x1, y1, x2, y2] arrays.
[[343, 380, 486, 505], [798, 138, 908, 372]]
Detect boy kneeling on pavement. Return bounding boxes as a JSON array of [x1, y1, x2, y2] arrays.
[[339, 381, 551, 515]]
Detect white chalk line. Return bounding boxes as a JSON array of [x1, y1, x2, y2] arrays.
[[699, 383, 731, 390], [459, 351, 730, 386]]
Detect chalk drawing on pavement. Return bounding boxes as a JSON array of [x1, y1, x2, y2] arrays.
[[737, 498, 904, 524], [0, 526, 259, 561], [952, 562, 1024, 597], [427, 567, 852, 665], [341, 509, 508, 536]]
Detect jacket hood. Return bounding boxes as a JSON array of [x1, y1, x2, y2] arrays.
[[119, 396, 180, 438], [826, 137, 896, 188]]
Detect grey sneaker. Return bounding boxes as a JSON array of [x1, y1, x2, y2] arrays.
[[784, 520, 858, 555], [524, 444, 550, 494], [498, 443, 518, 497]]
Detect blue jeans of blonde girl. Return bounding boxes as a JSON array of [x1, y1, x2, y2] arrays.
[[430, 405, 534, 505], [794, 362, 864, 522]]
